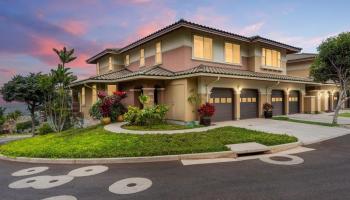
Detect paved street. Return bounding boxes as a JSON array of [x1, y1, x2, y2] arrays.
[[1, 134, 350, 200]]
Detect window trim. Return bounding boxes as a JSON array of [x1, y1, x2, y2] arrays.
[[125, 55, 130, 66], [140, 48, 145, 67]]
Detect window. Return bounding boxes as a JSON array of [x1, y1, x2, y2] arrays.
[[140, 49, 145, 66], [125, 55, 130, 66], [193, 35, 212, 60], [225, 42, 240, 64], [155, 42, 162, 64], [108, 56, 112, 71], [262, 48, 281, 67]]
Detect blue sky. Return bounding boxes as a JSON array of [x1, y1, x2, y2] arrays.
[[0, 0, 349, 94]]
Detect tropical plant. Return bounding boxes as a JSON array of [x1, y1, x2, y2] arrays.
[[89, 100, 102, 120], [1, 73, 45, 134], [38, 123, 54, 135], [90, 91, 127, 121], [124, 105, 169, 126], [198, 103, 215, 117], [187, 89, 201, 113], [138, 94, 149, 106], [310, 32, 350, 124], [41, 47, 77, 132], [0, 107, 5, 126]]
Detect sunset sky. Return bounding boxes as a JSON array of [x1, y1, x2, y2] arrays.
[[0, 0, 349, 90]]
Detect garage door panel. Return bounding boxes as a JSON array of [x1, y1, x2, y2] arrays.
[[272, 90, 284, 116], [289, 90, 299, 114], [210, 88, 234, 122], [240, 89, 258, 119]]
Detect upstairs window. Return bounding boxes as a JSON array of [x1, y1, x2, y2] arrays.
[[193, 35, 212, 60], [140, 49, 145, 66], [155, 42, 162, 64], [225, 42, 240, 64], [125, 55, 130, 66], [262, 48, 281, 67]]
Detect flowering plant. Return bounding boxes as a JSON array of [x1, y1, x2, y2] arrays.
[[97, 90, 107, 99], [263, 103, 273, 112], [113, 91, 127, 98], [100, 97, 113, 117], [197, 103, 215, 117]]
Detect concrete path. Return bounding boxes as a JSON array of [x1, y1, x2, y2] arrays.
[[288, 111, 350, 125], [105, 119, 350, 145], [220, 119, 350, 145], [0, 135, 31, 145]]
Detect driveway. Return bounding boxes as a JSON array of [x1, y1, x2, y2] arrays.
[[216, 118, 350, 145], [288, 111, 350, 125], [1, 134, 350, 200]]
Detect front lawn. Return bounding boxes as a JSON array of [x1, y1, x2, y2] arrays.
[[0, 125, 297, 158], [339, 112, 350, 118], [121, 123, 202, 131], [272, 116, 337, 127]]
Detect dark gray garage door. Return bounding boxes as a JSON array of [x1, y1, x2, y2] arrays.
[[240, 89, 258, 119], [210, 88, 234, 122], [289, 90, 300, 114], [271, 90, 284, 116]]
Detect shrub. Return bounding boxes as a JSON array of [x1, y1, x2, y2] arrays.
[[16, 120, 39, 132], [89, 100, 102, 120], [38, 123, 54, 135], [198, 103, 215, 117], [124, 105, 169, 126]]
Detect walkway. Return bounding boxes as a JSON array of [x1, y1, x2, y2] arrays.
[[288, 111, 350, 125], [105, 119, 350, 145]]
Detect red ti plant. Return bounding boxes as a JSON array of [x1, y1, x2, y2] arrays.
[[100, 97, 113, 117], [113, 91, 127, 98], [97, 90, 107, 99], [197, 103, 215, 117]]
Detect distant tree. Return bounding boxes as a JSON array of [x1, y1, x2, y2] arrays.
[[6, 110, 22, 121], [41, 47, 77, 132], [310, 32, 350, 124], [1, 73, 45, 134], [0, 106, 6, 126]]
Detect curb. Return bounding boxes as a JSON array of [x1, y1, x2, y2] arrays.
[[0, 151, 235, 164], [267, 141, 302, 153]]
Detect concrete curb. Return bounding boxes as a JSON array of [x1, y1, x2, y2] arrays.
[[0, 151, 235, 164], [268, 141, 302, 153]]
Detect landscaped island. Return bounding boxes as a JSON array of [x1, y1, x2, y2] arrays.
[[0, 126, 297, 158]]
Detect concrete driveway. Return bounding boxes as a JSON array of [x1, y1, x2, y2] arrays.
[[287, 111, 350, 125], [216, 119, 350, 145]]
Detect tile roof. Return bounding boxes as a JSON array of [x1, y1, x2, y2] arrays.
[[87, 19, 302, 63], [175, 65, 314, 83], [287, 53, 317, 62], [71, 64, 316, 87]]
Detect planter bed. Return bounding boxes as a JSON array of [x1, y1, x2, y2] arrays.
[[0, 125, 297, 158], [121, 123, 202, 131]]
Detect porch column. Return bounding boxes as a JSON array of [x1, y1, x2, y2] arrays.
[[157, 88, 165, 104], [234, 91, 241, 120], [92, 84, 97, 104], [142, 88, 155, 107], [300, 91, 305, 113], [284, 90, 289, 115]]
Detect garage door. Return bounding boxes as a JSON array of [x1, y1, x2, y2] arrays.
[[209, 88, 234, 122], [240, 89, 258, 119], [289, 90, 300, 114], [271, 90, 284, 116]]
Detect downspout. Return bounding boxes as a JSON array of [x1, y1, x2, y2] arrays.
[[205, 76, 221, 102]]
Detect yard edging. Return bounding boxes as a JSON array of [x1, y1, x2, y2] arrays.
[[0, 141, 301, 164]]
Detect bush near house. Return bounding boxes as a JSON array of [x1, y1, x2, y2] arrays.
[[124, 104, 169, 126]]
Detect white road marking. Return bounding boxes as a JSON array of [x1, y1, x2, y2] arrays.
[[41, 195, 77, 200], [109, 177, 152, 194], [68, 165, 108, 177], [12, 167, 49, 177], [9, 175, 73, 189]]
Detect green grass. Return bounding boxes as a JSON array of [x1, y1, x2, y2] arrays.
[[0, 125, 297, 158], [339, 112, 350, 118], [121, 123, 202, 131], [272, 116, 337, 127]]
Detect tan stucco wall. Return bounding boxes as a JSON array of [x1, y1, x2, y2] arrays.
[[286, 60, 312, 78], [304, 96, 316, 113]]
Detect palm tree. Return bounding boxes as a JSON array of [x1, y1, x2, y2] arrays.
[[52, 47, 77, 68]]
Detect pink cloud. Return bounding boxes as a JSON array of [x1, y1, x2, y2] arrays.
[[59, 20, 88, 36], [238, 21, 265, 36]]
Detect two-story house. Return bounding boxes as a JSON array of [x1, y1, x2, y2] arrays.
[[71, 19, 338, 122]]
